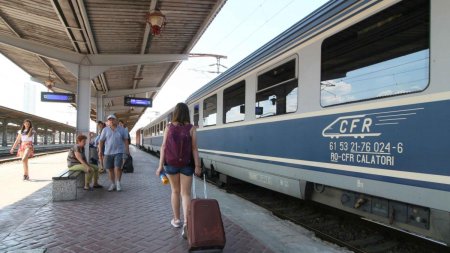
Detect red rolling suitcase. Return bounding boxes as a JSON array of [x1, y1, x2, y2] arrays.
[[188, 174, 226, 252]]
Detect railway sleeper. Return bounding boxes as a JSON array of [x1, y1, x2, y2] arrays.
[[348, 234, 385, 248], [364, 241, 399, 253]]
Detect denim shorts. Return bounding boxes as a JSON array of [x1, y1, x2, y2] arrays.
[[164, 165, 194, 176], [104, 153, 123, 169]]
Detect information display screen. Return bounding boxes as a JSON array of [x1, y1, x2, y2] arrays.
[[41, 92, 76, 103], [124, 96, 152, 107]]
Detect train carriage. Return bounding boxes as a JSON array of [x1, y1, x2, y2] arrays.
[[134, 128, 142, 149], [142, 0, 450, 244]]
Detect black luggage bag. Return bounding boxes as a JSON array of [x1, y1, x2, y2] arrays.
[[122, 155, 134, 173]]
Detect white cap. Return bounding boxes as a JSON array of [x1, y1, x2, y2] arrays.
[[107, 114, 117, 120]]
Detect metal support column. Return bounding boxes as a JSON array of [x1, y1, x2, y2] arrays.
[[52, 129, 56, 144], [96, 93, 104, 124], [34, 126, 38, 145], [59, 131, 62, 144], [44, 127, 48, 145], [64, 132, 67, 144], [2, 119, 7, 147], [77, 65, 91, 157]]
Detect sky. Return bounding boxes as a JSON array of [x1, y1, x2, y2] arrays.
[[0, 0, 328, 135]]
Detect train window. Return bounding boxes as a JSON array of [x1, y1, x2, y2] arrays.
[[193, 104, 199, 127], [203, 94, 217, 127], [256, 59, 298, 118], [223, 81, 245, 123], [159, 122, 164, 135], [321, 0, 430, 107]]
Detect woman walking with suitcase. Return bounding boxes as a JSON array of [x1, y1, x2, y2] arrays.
[[155, 102, 201, 238]]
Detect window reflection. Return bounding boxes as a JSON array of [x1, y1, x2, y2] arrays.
[[321, 0, 429, 106], [203, 95, 217, 127]]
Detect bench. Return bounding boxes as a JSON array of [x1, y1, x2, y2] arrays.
[[52, 170, 85, 201]]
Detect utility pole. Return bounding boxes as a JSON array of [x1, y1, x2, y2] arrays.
[[189, 53, 228, 74]]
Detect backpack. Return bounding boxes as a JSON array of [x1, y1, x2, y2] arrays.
[[164, 123, 193, 168]]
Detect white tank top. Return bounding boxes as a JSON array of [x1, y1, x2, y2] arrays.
[[19, 130, 35, 142]]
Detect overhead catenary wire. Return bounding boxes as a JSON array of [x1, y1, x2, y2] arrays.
[[225, 0, 296, 56], [213, 0, 268, 48]]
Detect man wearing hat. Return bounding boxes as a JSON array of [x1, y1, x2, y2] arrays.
[[98, 114, 130, 191]]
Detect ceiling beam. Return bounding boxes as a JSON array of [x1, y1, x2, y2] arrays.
[[0, 14, 69, 86], [88, 54, 189, 66], [74, 0, 111, 104], [0, 35, 188, 66], [0, 34, 83, 63], [49, 0, 80, 53], [103, 105, 129, 111], [30, 77, 75, 93], [116, 112, 142, 117], [133, 0, 158, 90], [103, 87, 160, 98]]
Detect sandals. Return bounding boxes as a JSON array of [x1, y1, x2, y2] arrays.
[[171, 218, 181, 228], [181, 224, 188, 239], [23, 175, 29, 181]]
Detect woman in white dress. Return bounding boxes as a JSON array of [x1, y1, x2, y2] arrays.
[[10, 119, 35, 180]]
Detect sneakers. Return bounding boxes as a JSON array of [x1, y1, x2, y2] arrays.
[[108, 184, 115, 192], [108, 182, 122, 192], [181, 224, 187, 239], [171, 218, 181, 228]]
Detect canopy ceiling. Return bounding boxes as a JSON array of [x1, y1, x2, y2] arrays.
[[0, 0, 226, 130]]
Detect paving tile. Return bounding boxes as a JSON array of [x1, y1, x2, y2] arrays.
[[0, 147, 273, 253]]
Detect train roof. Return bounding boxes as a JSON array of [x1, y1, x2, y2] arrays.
[[143, 106, 175, 129], [186, 0, 360, 103]]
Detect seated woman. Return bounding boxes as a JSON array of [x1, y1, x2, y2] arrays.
[[67, 134, 103, 190]]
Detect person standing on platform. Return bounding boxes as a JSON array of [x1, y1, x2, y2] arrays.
[[67, 135, 102, 190], [10, 119, 35, 180], [98, 115, 129, 192], [94, 121, 106, 173], [119, 120, 131, 168], [155, 102, 202, 239]]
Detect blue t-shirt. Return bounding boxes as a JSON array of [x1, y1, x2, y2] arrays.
[[99, 125, 129, 155]]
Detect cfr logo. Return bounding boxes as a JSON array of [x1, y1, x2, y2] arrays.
[[322, 115, 381, 139]]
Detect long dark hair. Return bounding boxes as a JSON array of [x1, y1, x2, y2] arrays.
[[20, 119, 33, 137], [172, 103, 190, 124]]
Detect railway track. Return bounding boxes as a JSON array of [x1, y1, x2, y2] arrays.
[[221, 177, 449, 253], [146, 149, 449, 252], [0, 146, 70, 163]]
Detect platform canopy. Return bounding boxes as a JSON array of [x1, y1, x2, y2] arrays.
[[0, 0, 226, 130]]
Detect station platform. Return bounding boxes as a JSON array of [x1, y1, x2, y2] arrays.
[[0, 146, 348, 253]]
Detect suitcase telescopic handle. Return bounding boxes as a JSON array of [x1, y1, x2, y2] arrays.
[[192, 173, 207, 199]]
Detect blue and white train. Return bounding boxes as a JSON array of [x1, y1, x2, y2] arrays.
[[139, 0, 450, 244]]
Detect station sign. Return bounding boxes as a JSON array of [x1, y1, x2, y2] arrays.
[[41, 92, 76, 103], [124, 96, 152, 107]]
